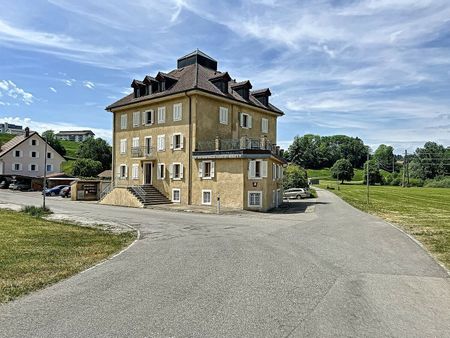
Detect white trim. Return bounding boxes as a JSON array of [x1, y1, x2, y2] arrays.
[[12, 163, 22, 171], [173, 103, 182, 121], [132, 163, 139, 180], [248, 191, 262, 208], [172, 133, 183, 150], [13, 150, 22, 158], [171, 162, 183, 180], [157, 106, 166, 123], [157, 163, 165, 180], [157, 134, 165, 151], [219, 107, 228, 125], [202, 189, 212, 205], [120, 139, 127, 154], [132, 137, 140, 148], [261, 118, 269, 133], [240, 112, 252, 129], [172, 188, 181, 203], [120, 114, 127, 130], [132, 111, 140, 127]]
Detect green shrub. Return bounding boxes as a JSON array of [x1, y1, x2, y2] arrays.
[[407, 178, 424, 187], [283, 164, 308, 189], [424, 177, 450, 188], [21, 206, 52, 218]]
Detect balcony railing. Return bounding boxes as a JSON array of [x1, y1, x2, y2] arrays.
[[131, 146, 154, 158], [196, 137, 283, 156]]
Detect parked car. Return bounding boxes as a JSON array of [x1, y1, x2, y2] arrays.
[[284, 188, 311, 199], [43, 185, 69, 196], [0, 178, 11, 189], [59, 186, 71, 198], [9, 181, 31, 191]]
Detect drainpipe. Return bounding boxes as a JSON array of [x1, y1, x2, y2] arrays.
[[185, 91, 193, 205]]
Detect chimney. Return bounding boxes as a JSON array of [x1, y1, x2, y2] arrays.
[[25, 127, 30, 137]]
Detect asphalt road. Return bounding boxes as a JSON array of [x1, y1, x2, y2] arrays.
[[0, 189, 449, 337]]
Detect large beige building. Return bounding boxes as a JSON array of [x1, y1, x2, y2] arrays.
[[103, 50, 286, 211]]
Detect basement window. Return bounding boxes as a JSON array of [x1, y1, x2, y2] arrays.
[[172, 188, 181, 203]]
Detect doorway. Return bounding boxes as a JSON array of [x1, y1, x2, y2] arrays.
[[144, 162, 152, 185]]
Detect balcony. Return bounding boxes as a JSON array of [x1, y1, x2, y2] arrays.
[[195, 136, 284, 158], [131, 146, 155, 159]]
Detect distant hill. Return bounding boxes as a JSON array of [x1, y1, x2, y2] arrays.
[[60, 140, 81, 174]]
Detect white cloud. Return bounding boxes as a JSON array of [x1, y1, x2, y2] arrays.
[[83, 81, 95, 89], [49, 87, 57, 93], [62, 79, 75, 86], [0, 80, 34, 105], [121, 88, 133, 95]]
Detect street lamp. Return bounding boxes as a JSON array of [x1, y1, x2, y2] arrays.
[[42, 134, 48, 209]]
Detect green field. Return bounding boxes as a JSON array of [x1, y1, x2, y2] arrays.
[[308, 167, 364, 182], [60, 140, 80, 159], [0, 133, 16, 145], [0, 209, 135, 303], [318, 182, 450, 269]]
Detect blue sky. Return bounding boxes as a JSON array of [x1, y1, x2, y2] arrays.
[[0, 0, 449, 153]]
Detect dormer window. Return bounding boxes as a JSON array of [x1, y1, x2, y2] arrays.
[[159, 81, 166, 92], [209, 72, 231, 94], [251, 88, 271, 107], [231, 80, 252, 101]]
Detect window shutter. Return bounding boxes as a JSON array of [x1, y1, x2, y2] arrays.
[[198, 162, 203, 178], [211, 161, 215, 178], [240, 113, 244, 127], [169, 164, 173, 179], [151, 109, 155, 124], [142, 111, 146, 125], [262, 161, 268, 178], [170, 135, 174, 149], [248, 115, 252, 128], [249, 160, 255, 179], [162, 165, 165, 179], [180, 134, 184, 149], [273, 164, 276, 180], [180, 164, 184, 179], [125, 165, 128, 178]]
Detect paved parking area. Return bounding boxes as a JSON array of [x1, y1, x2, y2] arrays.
[[0, 189, 449, 337]]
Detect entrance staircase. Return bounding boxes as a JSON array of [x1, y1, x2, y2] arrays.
[[127, 185, 171, 206]]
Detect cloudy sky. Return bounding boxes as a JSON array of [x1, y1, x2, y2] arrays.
[[0, 0, 449, 153]]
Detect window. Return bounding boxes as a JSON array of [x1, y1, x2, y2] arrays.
[[157, 135, 165, 151], [199, 161, 215, 179], [202, 190, 212, 205], [157, 163, 165, 180], [30, 139, 38, 146], [131, 137, 140, 156], [132, 164, 139, 179], [173, 103, 182, 121], [157, 107, 166, 123], [12, 163, 22, 171], [30, 151, 39, 158], [261, 118, 269, 133], [119, 164, 127, 179], [132, 137, 140, 148], [240, 113, 252, 129], [144, 137, 152, 155], [171, 133, 183, 150], [172, 189, 181, 203], [120, 114, 127, 129], [47, 152, 52, 159], [248, 191, 262, 208], [120, 139, 127, 154], [133, 111, 140, 127], [29, 164, 38, 171], [272, 163, 276, 181], [46, 164, 53, 172], [219, 107, 228, 124], [170, 163, 183, 180], [143, 110, 154, 125], [249, 160, 268, 179], [14, 150, 21, 158]]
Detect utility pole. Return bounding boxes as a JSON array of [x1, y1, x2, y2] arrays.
[[392, 156, 395, 174], [43, 135, 48, 209], [366, 152, 370, 205], [402, 150, 407, 187]]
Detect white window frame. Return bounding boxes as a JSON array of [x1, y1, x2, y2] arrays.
[[171, 133, 183, 150], [261, 118, 269, 133], [143, 110, 154, 125], [173, 103, 182, 121], [199, 160, 215, 179], [240, 112, 252, 129], [132, 137, 140, 149], [46, 164, 53, 172], [157, 135, 165, 151], [132, 163, 139, 180], [248, 160, 268, 179], [202, 190, 212, 205], [219, 107, 228, 125], [157, 163, 165, 180], [172, 188, 181, 203], [133, 111, 140, 127], [13, 150, 22, 158], [248, 191, 262, 208], [170, 162, 183, 180], [157, 106, 166, 124], [120, 114, 128, 130], [12, 163, 22, 171], [120, 139, 127, 154], [119, 164, 128, 179]]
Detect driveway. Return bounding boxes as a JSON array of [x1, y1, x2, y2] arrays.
[[0, 189, 449, 337]]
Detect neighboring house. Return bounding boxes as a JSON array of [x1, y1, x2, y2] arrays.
[[0, 122, 25, 135], [56, 130, 95, 142], [103, 50, 286, 211], [0, 127, 66, 178]]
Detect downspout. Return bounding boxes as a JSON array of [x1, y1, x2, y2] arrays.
[[185, 91, 193, 205]]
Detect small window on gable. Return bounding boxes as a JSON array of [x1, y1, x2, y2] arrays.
[[31, 139, 37, 146], [219, 107, 228, 125], [14, 150, 21, 158], [47, 152, 52, 159], [46, 164, 53, 172]]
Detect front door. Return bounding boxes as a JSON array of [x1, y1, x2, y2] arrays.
[[144, 162, 152, 185]]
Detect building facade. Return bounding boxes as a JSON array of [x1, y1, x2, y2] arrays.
[[0, 128, 66, 178], [103, 51, 286, 211], [0, 122, 25, 135], [56, 130, 95, 142]]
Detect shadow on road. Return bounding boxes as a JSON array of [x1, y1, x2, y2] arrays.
[[269, 199, 329, 214]]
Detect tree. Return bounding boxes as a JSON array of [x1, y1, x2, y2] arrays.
[[76, 137, 112, 170], [286, 134, 325, 169], [42, 130, 66, 156], [71, 158, 103, 177], [283, 164, 308, 190], [330, 159, 354, 183], [414, 142, 448, 179], [373, 144, 394, 171], [363, 159, 383, 185]]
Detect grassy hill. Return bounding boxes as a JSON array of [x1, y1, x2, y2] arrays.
[[59, 140, 80, 174], [0, 133, 16, 146], [307, 167, 365, 182]]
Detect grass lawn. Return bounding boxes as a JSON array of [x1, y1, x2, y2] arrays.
[[0, 133, 16, 145], [308, 167, 364, 182], [318, 182, 450, 269], [0, 209, 135, 303], [60, 140, 80, 159]]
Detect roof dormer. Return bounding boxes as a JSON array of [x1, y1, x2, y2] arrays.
[[155, 72, 178, 92], [209, 72, 231, 94], [251, 88, 271, 107], [177, 49, 217, 71], [143, 76, 158, 95], [131, 79, 146, 98], [231, 80, 252, 101]]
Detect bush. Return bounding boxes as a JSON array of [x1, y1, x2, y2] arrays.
[[71, 158, 103, 177], [407, 178, 424, 187], [283, 164, 308, 189], [21, 206, 52, 217], [424, 177, 450, 188]]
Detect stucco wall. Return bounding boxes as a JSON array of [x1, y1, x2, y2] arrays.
[[100, 187, 143, 208]]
